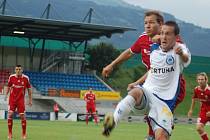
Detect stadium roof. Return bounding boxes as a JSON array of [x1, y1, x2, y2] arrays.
[[0, 15, 136, 42]]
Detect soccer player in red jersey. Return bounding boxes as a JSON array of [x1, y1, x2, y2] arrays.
[[84, 87, 98, 125], [188, 72, 210, 140], [102, 11, 186, 140], [4, 65, 32, 140]]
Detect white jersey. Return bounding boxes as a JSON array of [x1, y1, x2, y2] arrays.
[[143, 43, 191, 100]]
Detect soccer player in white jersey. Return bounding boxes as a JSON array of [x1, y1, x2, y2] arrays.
[[102, 21, 191, 140]]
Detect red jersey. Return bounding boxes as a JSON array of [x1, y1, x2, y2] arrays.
[[130, 32, 152, 70], [193, 85, 210, 109], [54, 104, 59, 112], [8, 74, 31, 103], [84, 91, 96, 106]]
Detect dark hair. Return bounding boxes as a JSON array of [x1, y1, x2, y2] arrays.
[[16, 64, 22, 67], [164, 21, 180, 35], [144, 10, 164, 24]]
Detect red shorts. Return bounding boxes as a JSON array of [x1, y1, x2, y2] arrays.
[[86, 105, 96, 113], [197, 110, 210, 124], [175, 75, 186, 108], [9, 99, 25, 114]]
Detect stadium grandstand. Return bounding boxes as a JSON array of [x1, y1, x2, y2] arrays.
[[0, 1, 135, 121]]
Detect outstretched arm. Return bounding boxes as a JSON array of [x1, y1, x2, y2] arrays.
[[28, 88, 32, 106], [187, 98, 195, 118], [127, 72, 148, 91], [4, 86, 10, 101], [102, 49, 133, 77]]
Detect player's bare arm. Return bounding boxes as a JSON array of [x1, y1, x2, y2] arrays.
[[206, 111, 210, 117], [102, 49, 133, 77], [28, 88, 32, 107], [127, 72, 148, 91], [187, 98, 195, 118], [4, 86, 10, 101]]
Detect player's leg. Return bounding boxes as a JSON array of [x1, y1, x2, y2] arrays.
[[7, 110, 14, 140], [174, 75, 186, 108], [7, 103, 15, 139], [86, 106, 90, 125], [19, 113, 27, 139], [102, 87, 145, 136], [149, 93, 175, 140], [91, 106, 98, 124], [114, 88, 144, 124], [196, 123, 209, 140], [55, 111, 58, 120], [155, 128, 169, 140], [144, 116, 155, 140], [17, 101, 27, 139]]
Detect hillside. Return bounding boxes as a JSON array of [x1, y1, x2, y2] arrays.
[[2, 0, 210, 57]]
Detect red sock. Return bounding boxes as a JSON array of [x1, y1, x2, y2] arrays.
[[86, 114, 89, 125], [8, 118, 13, 135], [201, 132, 209, 140], [146, 117, 154, 137], [93, 114, 98, 124], [21, 119, 27, 136]]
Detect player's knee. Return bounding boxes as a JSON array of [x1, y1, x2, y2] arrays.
[[19, 113, 26, 120], [155, 129, 169, 140], [128, 88, 144, 105], [196, 125, 204, 133], [8, 111, 14, 118]]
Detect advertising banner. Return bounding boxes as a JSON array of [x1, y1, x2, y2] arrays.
[[77, 113, 105, 122], [5, 111, 50, 120], [80, 90, 121, 100]]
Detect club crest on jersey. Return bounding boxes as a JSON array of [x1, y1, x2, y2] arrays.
[[166, 55, 174, 65]]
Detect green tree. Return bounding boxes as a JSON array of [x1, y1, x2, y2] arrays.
[[86, 42, 120, 73]]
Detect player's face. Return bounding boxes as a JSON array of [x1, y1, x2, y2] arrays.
[[197, 75, 207, 87], [160, 25, 176, 51], [15, 66, 23, 76], [144, 15, 161, 38]]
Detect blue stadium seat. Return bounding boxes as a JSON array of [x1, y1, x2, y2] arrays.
[[24, 71, 111, 94]]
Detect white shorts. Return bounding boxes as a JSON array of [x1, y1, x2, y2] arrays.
[[133, 85, 174, 135]]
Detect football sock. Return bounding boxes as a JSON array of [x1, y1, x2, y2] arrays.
[[85, 114, 89, 125], [113, 95, 136, 125], [93, 114, 98, 124], [8, 118, 13, 135], [146, 116, 155, 137], [201, 132, 209, 140], [21, 119, 27, 136]]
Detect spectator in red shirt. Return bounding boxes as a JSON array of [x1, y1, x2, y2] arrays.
[[84, 87, 98, 125], [188, 72, 210, 140], [4, 65, 32, 140], [54, 103, 59, 120]]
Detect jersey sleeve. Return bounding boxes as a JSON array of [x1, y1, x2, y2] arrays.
[[26, 77, 32, 89], [180, 44, 191, 68], [130, 33, 148, 54], [130, 37, 142, 54]]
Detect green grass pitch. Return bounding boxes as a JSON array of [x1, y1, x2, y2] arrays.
[[0, 120, 209, 140]]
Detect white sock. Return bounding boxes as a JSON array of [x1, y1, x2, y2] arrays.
[[113, 95, 136, 125]]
